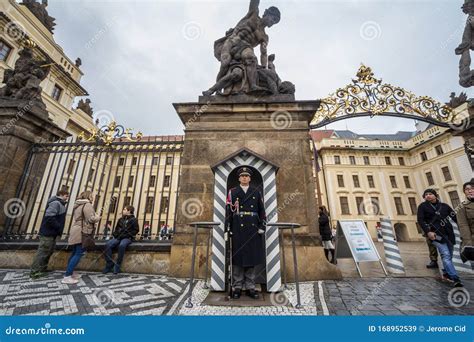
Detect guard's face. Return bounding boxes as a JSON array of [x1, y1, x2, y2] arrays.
[[465, 185, 474, 199], [239, 175, 251, 185]]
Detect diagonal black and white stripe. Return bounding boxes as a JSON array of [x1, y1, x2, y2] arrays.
[[211, 151, 281, 292], [380, 218, 406, 274]]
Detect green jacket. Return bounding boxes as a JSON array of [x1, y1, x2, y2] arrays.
[[457, 199, 474, 248]]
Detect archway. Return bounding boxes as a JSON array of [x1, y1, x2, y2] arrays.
[[394, 223, 409, 242]]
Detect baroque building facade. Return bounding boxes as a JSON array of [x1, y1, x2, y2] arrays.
[[312, 120, 472, 242], [0, 0, 95, 136]]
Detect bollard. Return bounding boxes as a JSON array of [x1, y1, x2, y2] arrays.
[[380, 218, 405, 274]]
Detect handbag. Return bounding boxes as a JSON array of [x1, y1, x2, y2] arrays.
[[461, 246, 474, 262], [80, 204, 96, 251]]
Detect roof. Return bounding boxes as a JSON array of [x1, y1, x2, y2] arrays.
[[312, 130, 418, 142]]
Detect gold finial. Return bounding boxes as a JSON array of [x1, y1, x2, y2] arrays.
[[355, 64, 379, 85]]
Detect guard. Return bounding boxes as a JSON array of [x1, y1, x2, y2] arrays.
[[226, 167, 266, 299]]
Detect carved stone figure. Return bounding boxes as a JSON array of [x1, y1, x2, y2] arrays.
[[446, 92, 468, 108], [456, 0, 474, 88], [202, 0, 295, 97], [77, 99, 93, 116], [21, 0, 56, 33], [0, 47, 52, 107], [75, 58, 82, 67]]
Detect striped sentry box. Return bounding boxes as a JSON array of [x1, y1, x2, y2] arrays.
[[380, 218, 405, 274], [210, 149, 281, 292], [448, 218, 473, 274]]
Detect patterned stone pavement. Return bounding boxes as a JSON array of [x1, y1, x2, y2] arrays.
[[0, 270, 472, 316]]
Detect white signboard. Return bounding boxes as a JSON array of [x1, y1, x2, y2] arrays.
[[338, 220, 380, 262]]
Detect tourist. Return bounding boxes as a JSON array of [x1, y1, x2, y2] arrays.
[[417, 189, 463, 287], [62, 191, 101, 285], [30, 189, 69, 279], [103, 206, 139, 274], [319, 206, 336, 264], [457, 181, 474, 262]]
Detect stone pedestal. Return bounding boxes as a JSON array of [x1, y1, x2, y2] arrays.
[[169, 97, 342, 282], [0, 99, 69, 235], [452, 102, 474, 174]]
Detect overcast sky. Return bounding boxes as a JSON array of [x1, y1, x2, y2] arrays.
[[44, 0, 470, 136]]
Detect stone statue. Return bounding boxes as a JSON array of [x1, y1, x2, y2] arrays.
[[21, 0, 56, 33], [77, 98, 93, 116], [0, 47, 52, 107], [203, 0, 295, 97], [456, 0, 474, 88], [75, 58, 82, 67], [446, 92, 468, 108]]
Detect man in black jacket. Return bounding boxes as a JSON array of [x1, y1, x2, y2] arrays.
[[417, 189, 463, 287], [30, 190, 69, 279], [103, 206, 139, 274], [226, 167, 266, 300]]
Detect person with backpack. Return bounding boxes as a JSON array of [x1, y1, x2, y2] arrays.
[[30, 190, 69, 279], [62, 191, 101, 285]]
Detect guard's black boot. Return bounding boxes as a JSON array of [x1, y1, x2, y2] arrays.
[[324, 249, 329, 261], [232, 289, 241, 299], [247, 289, 259, 299], [426, 261, 439, 269]]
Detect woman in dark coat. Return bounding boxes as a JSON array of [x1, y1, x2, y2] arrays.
[[319, 206, 335, 264]]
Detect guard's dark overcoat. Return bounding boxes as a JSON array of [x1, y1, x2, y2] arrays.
[[226, 186, 266, 267]]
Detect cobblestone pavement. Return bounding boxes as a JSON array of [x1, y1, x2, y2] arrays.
[[0, 270, 472, 316]]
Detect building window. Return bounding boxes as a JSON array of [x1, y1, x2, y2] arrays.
[[426, 172, 434, 186], [340, 197, 350, 215], [420, 152, 428, 162], [334, 156, 341, 165], [441, 166, 452, 182], [385, 157, 392, 165], [149, 175, 156, 187], [163, 175, 171, 187], [337, 175, 345, 187], [166, 156, 173, 165], [118, 157, 125, 166], [352, 175, 360, 188], [363, 156, 370, 165], [67, 159, 76, 175], [398, 157, 405, 166], [145, 197, 154, 213], [367, 175, 375, 188], [390, 176, 398, 188], [0, 40, 12, 61], [448, 191, 461, 209], [370, 197, 381, 215], [109, 196, 117, 214], [114, 176, 121, 188], [349, 156, 356, 165], [128, 175, 134, 188], [435, 145, 444, 156], [394, 197, 405, 215], [152, 157, 159, 166], [356, 197, 364, 215], [403, 176, 411, 189], [123, 196, 131, 207], [87, 168, 95, 183], [51, 84, 63, 101], [408, 197, 417, 215], [132, 157, 138, 165], [160, 197, 169, 213]]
